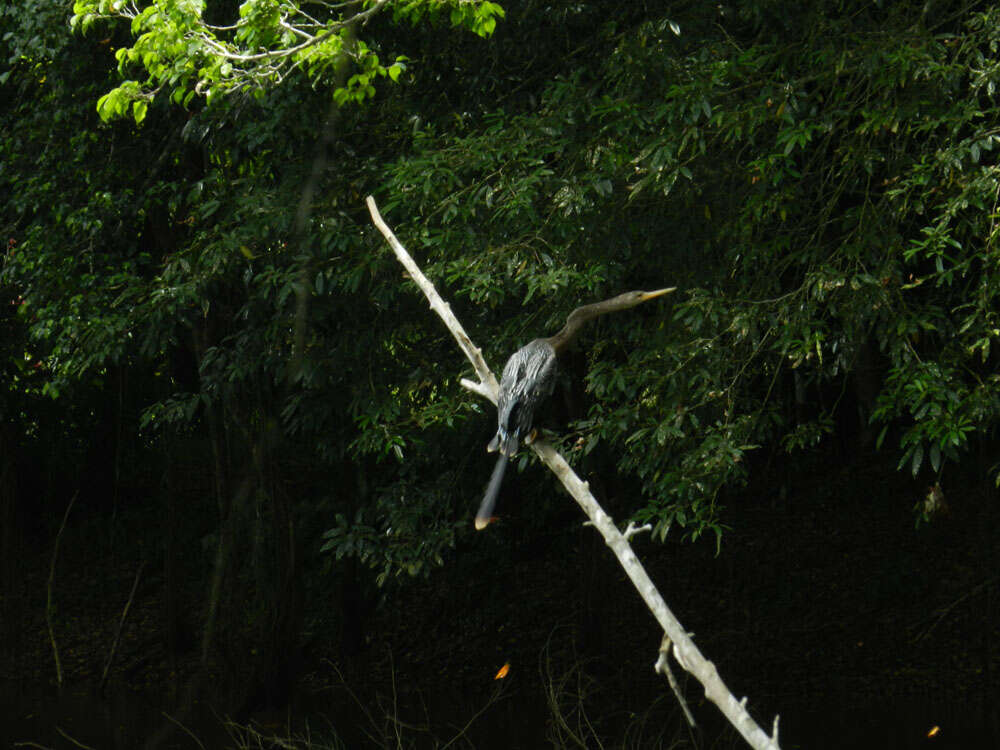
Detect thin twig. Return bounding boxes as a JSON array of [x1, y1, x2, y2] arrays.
[[912, 576, 997, 643], [47, 491, 79, 691], [655, 634, 696, 728], [55, 726, 97, 750], [101, 561, 147, 692], [438, 683, 509, 750], [161, 711, 207, 750]]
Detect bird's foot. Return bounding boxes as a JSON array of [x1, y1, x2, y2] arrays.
[[524, 428, 539, 445]]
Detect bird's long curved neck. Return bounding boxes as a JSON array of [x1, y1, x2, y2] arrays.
[[542, 289, 674, 354], [543, 303, 611, 354]]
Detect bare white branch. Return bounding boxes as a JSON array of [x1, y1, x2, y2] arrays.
[[367, 197, 500, 399], [280, 19, 315, 40], [305, 0, 368, 10], [367, 196, 781, 750], [195, 0, 391, 64]]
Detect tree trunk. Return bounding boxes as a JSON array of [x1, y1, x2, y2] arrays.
[[239, 427, 304, 715], [162, 443, 181, 697], [0, 425, 21, 667]]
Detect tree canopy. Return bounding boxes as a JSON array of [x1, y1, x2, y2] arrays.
[[6, 0, 1000, 557]]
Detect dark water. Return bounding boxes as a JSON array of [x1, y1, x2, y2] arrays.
[[2, 683, 997, 749], [783, 699, 998, 750], [2, 685, 230, 750]]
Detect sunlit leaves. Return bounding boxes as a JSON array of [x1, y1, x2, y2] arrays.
[[71, 0, 503, 121]]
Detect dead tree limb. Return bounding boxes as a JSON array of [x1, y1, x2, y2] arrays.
[[367, 196, 783, 749], [366, 196, 498, 398]]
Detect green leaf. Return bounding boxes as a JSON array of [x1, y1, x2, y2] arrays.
[[132, 99, 148, 124], [911, 444, 924, 477]]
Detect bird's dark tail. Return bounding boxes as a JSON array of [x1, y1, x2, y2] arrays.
[[475, 453, 508, 530], [487, 428, 519, 457]]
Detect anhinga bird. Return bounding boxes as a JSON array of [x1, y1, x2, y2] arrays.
[[475, 288, 675, 530]]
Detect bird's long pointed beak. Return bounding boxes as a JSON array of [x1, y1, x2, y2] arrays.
[[641, 287, 676, 300]]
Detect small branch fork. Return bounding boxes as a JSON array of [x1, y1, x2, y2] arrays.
[[656, 634, 696, 728], [366, 196, 781, 750]]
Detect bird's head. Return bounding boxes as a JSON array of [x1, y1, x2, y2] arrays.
[[611, 287, 676, 309]]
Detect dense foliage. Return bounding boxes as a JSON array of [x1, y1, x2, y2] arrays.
[[3, 0, 1000, 715]]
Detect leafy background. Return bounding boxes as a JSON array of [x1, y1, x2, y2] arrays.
[[2, 0, 999, 747]]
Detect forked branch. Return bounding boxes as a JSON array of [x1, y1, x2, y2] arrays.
[[366, 196, 781, 750]]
